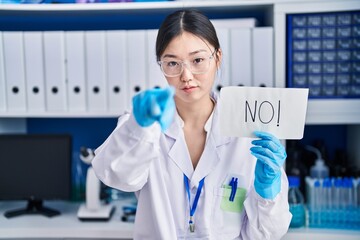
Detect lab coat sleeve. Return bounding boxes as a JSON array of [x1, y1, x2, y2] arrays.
[[92, 112, 162, 192], [240, 168, 292, 240]]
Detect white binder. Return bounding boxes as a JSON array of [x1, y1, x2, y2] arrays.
[[211, 18, 257, 29], [24, 31, 46, 112], [85, 31, 107, 112], [43, 31, 68, 112], [106, 30, 128, 113], [127, 30, 147, 97], [0, 32, 6, 112], [65, 31, 87, 112], [252, 27, 274, 87], [3, 32, 27, 112], [146, 29, 167, 89], [215, 28, 231, 92], [230, 28, 252, 87]]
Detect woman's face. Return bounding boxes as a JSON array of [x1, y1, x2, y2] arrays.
[[160, 31, 221, 104]]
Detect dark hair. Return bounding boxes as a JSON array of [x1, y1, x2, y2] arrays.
[[156, 9, 220, 61]]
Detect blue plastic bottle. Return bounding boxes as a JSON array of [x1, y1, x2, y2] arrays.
[[288, 176, 306, 228]]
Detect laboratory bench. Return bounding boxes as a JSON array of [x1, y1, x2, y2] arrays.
[[0, 200, 359, 240], [0, 200, 133, 240]]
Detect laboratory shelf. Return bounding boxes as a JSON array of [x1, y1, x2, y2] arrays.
[[0, 1, 274, 32], [283, 228, 360, 240], [306, 99, 360, 124], [0, 200, 134, 240], [0, 200, 359, 240], [0, 0, 278, 11], [0, 111, 122, 118], [0, 1, 274, 119], [274, 0, 360, 125], [0, 0, 359, 123]]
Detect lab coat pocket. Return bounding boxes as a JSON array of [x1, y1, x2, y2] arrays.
[[212, 187, 246, 238], [220, 185, 246, 213]]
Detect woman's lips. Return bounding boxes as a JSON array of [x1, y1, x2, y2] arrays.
[[182, 86, 197, 93]]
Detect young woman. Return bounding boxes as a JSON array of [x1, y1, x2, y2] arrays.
[[92, 9, 291, 240]]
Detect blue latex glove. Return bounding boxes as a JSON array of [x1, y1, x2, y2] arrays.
[[250, 131, 287, 200], [132, 86, 175, 131]]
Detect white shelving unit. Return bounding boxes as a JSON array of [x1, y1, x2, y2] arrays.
[[273, 0, 360, 171], [274, 0, 360, 125], [0, 0, 274, 11], [0, 0, 275, 120], [0, 0, 358, 123], [0, 0, 359, 238]]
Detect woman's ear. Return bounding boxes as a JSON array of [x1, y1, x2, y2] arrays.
[[216, 48, 223, 69]]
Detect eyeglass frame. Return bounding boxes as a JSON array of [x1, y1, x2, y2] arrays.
[[157, 49, 218, 77]]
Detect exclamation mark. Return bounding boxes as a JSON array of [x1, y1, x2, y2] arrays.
[[277, 100, 281, 127]]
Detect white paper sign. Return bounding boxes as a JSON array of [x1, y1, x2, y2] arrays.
[[219, 86, 309, 139]]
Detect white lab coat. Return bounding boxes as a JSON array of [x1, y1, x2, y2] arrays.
[[92, 92, 292, 240]]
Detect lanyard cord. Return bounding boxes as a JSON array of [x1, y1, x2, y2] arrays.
[[184, 174, 205, 232]]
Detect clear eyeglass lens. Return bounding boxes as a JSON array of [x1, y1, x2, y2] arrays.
[[161, 55, 213, 77]]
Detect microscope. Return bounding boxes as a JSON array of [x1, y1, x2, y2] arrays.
[[77, 147, 115, 221]]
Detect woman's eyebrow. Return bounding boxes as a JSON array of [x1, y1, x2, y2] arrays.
[[162, 54, 178, 59], [162, 49, 208, 59], [189, 49, 207, 55]]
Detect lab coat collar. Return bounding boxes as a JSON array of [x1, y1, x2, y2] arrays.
[[165, 92, 232, 186], [209, 91, 232, 148], [166, 115, 194, 179]]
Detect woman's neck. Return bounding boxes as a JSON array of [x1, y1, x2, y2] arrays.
[[176, 95, 214, 128]]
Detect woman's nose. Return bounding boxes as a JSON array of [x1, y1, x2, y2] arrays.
[[181, 64, 193, 82]]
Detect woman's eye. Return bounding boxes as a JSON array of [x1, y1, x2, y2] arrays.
[[167, 61, 179, 67], [193, 58, 204, 64]]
